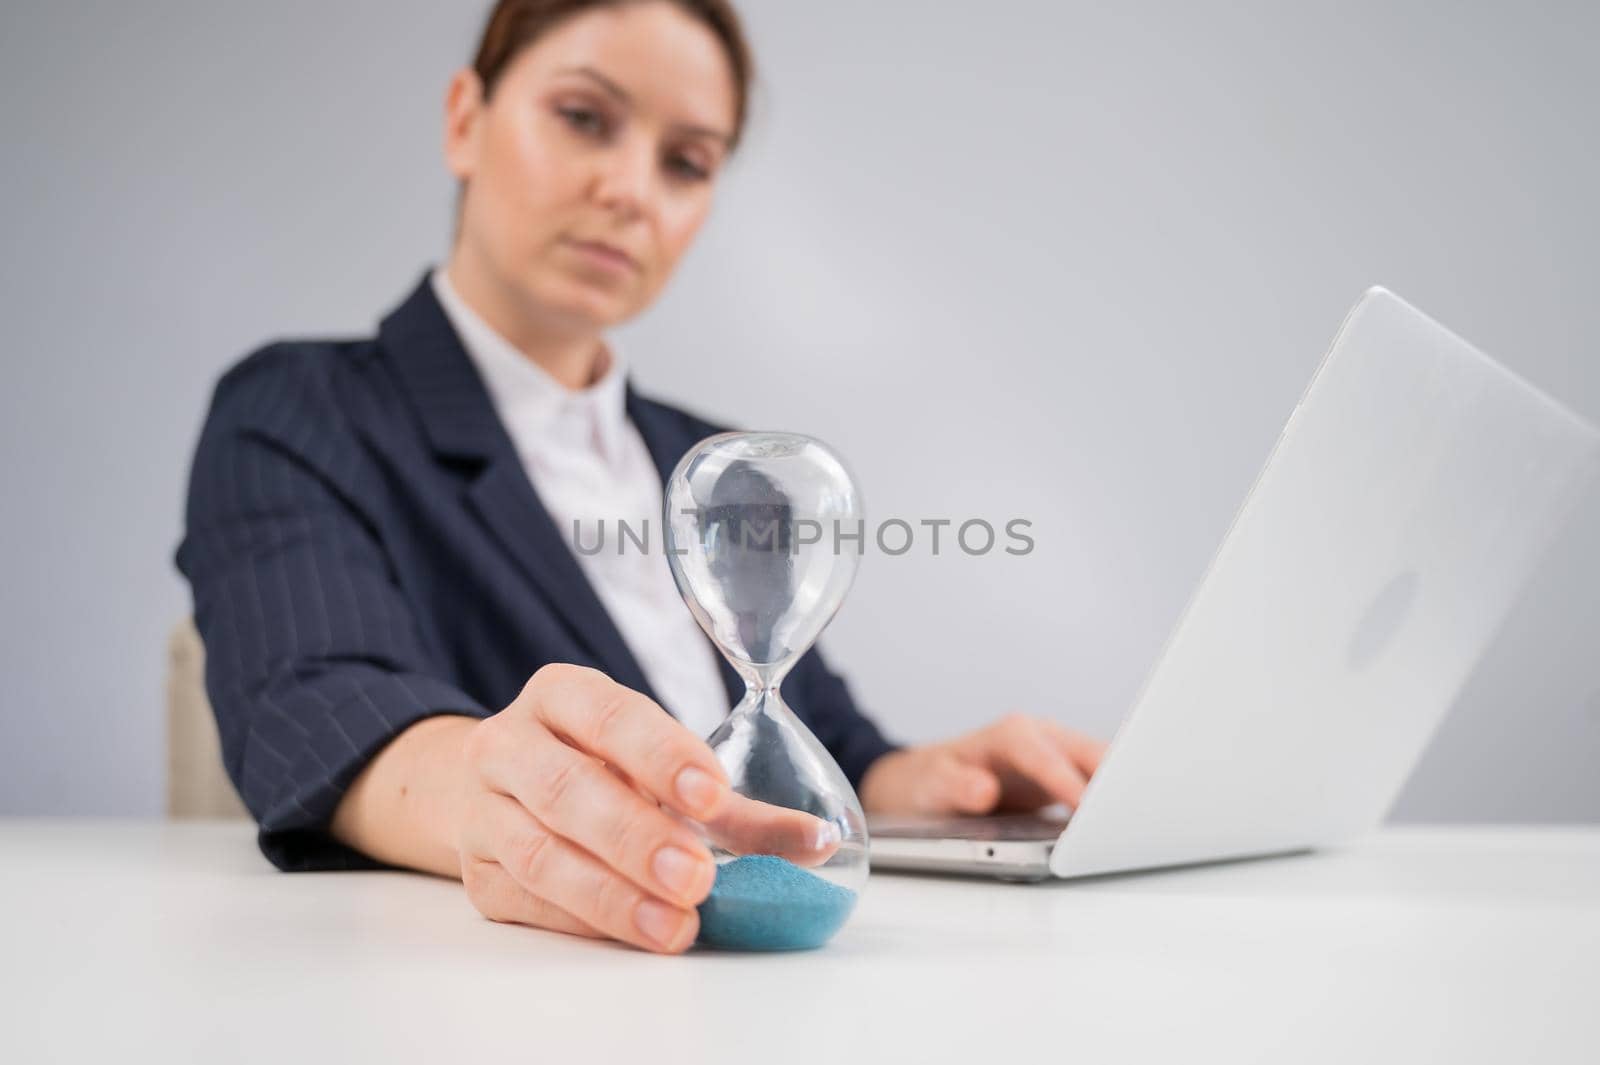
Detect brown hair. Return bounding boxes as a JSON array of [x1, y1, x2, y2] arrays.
[[471, 0, 755, 149]]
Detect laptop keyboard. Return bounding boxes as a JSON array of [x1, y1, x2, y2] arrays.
[[868, 812, 1071, 842]]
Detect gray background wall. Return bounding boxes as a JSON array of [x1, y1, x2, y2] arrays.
[[3, 0, 1596, 819]]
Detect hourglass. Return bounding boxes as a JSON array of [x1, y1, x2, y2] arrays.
[[663, 432, 868, 950]]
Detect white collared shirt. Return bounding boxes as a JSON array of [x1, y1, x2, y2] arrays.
[[430, 268, 732, 739]]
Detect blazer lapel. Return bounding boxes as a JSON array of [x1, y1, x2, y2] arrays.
[[379, 274, 658, 701], [625, 389, 749, 710]]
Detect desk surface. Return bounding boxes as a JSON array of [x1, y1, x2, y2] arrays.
[[3, 820, 1597, 1064]]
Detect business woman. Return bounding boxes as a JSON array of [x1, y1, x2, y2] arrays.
[[177, 0, 1107, 954]]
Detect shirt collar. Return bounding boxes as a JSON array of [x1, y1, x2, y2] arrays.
[[430, 266, 629, 467]]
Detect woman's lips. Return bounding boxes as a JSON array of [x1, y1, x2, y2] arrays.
[[563, 237, 639, 274]]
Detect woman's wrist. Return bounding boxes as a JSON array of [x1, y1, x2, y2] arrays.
[[331, 713, 479, 878]]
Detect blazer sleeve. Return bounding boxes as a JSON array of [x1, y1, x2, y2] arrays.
[[787, 644, 902, 790], [175, 346, 489, 871]]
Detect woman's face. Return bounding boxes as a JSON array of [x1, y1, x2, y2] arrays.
[[445, 2, 737, 332]]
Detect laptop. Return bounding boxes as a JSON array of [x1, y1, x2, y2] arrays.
[[868, 287, 1600, 881]]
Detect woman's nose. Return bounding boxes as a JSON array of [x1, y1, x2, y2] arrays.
[[591, 137, 656, 220]]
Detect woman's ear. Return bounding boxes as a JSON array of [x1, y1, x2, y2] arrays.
[[443, 68, 486, 181]]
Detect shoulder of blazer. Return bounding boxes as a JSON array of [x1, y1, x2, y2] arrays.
[[207, 336, 380, 439], [196, 337, 401, 510]]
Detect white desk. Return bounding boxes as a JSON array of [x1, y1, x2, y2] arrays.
[[2, 821, 1596, 1064]]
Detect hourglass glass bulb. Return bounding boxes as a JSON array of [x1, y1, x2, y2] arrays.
[[663, 432, 870, 950]]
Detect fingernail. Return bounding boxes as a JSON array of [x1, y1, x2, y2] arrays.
[[815, 820, 842, 849], [675, 766, 723, 815], [652, 845, 709, 900], [635, 899, 689, 949]]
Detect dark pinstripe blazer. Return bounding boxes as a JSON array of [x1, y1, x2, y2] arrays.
[[175, 274, 898, 871]]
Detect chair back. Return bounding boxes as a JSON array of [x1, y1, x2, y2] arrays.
[[166, 617, 249, 819]]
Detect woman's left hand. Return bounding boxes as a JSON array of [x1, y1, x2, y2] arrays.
[[857, 715, 1108, 816]]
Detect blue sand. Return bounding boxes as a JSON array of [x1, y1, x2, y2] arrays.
[[696, 854, 858, 951]]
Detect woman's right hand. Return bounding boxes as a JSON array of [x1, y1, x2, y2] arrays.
[[455, 663, 727, 952], [455, 663, 839, 954]]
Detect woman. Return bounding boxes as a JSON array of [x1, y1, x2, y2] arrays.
[[177, 0, 1107, 954]]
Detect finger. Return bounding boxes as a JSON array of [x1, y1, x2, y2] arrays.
[[480, 722, 717, 908], [700, 792, 844, 867], [462, 856, 604, 939], [931, 755, 1001, 815], [602, 761, 659, 804], [1040, 720, 1109, 777], [603, 761, 647, 797], [478, 791, 700, 954], [520, 665, 728, 820], [895, 750, 999, 815], [988, 715, 1089, 808]]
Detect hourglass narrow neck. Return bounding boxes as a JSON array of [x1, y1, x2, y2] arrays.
[[731, 657, 796, 696], [730, 674, 795, 722]]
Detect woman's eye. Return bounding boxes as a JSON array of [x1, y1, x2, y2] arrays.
[[557, 105, 608, 137], [666, 154, 711, 182]]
